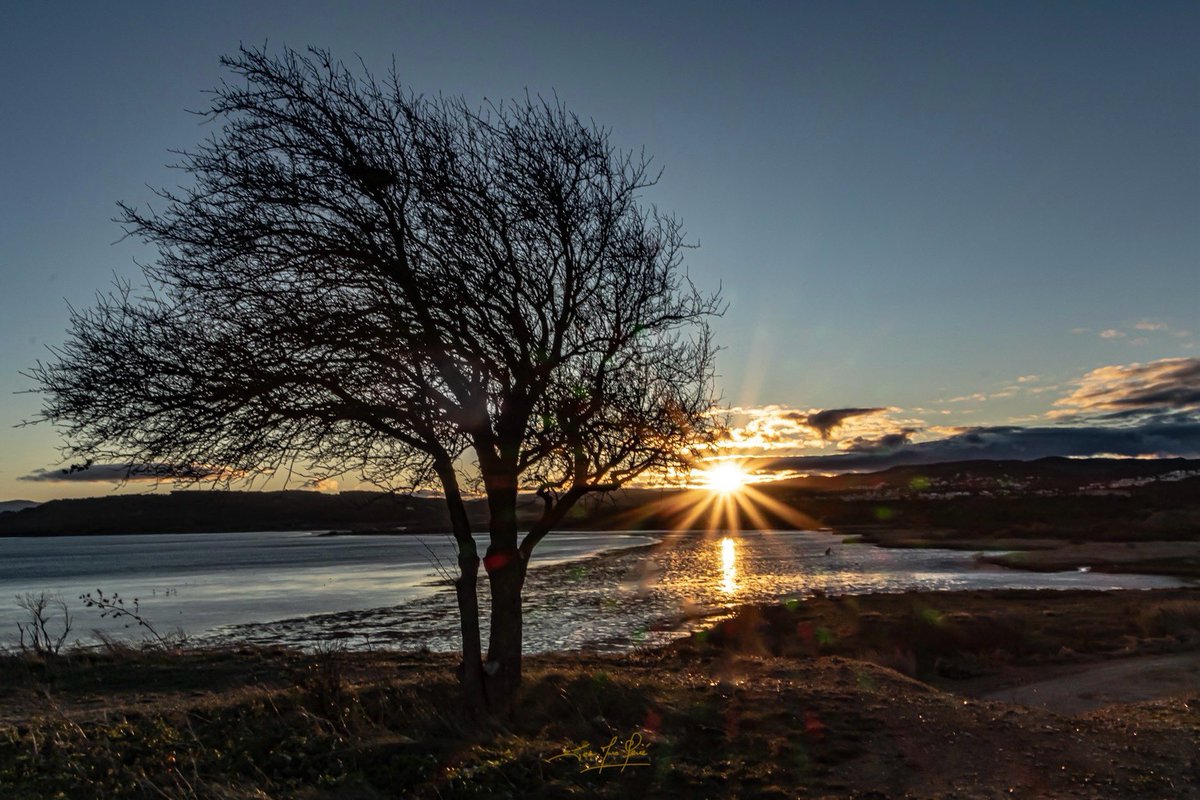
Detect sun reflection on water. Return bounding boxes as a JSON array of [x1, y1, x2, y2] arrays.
[[720, 536, 737, 594]]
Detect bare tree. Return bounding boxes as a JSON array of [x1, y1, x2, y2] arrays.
[[28, 46, 721, 713]]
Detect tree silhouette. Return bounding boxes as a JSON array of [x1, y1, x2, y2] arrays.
[[28, 46, 721, 713]]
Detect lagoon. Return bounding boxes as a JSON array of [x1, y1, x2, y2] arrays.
[[0, 529, 1189, 653]]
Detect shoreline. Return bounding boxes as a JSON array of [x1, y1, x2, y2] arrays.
[[2, 528, 1193, 656], [834, 525, 1200, 579], [208, 530, 1192, 655]]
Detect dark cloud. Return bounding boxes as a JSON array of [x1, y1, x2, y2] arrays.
[[20, 463, 222, 483], [759, 416, 1200, 473], [841, 428, 919, 453], [1108, 386, 1200, 409], [785, 407, 887, 439]]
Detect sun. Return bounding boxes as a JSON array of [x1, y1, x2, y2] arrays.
[[611, 458, 817, 534], [702, 462, 751, 495]]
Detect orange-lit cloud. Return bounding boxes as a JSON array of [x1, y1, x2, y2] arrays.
[[711, 359, 1200, 475], [717, 405, 924, 455], [1054, 357, 1200, 415]]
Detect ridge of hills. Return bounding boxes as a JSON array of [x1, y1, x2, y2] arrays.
[[1, 456, 1197, 537], [765, 455, 1200, 492]]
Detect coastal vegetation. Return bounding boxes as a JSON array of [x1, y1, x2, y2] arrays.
[[2, 589, 1197, 798]]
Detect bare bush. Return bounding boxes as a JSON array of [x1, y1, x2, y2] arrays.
[[80, 589, 183, 649], [15, 592, 73, 657]]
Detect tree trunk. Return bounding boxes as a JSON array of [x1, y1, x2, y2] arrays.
[[483, 548, 527, 709], [455, 553, 486, 717], [434, 457, 486, 719], [481, 475, 526, 711]]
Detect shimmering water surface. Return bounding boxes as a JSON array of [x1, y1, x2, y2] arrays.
[[0, 530, 654, 646], [1, 529, 1187, 653]]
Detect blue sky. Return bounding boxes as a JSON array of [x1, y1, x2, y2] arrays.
[[2, 1, 1198, 500]]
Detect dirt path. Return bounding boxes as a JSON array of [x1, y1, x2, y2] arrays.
[[981, 652, 1200, 715]]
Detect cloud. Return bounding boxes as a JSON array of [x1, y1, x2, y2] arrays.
[[759, 418, 1200, 474], [945, 383, 1025, 404], [719, 359, 1200, 474], [20, 462, 226, 483], [718, 405, 826, 451], [718, 406, 918, 453], [840, 428, 919, 453], [789, 407, 887, 439], [1054, 357, 1200, 414], [1087, 320, 1192, 344]]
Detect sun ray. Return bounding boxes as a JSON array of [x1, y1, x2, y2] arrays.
[[738, 486, 822, 530], [674, 495, 717, 532], [606, 459, 820, 550], [735, 493, 774, 531]]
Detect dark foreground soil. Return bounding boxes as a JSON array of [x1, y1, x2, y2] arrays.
[[1, 588, 1198, 799]]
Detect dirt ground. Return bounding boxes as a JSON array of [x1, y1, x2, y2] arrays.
[[976, 652, 1200, 714]]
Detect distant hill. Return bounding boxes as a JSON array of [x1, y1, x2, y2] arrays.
[[745, 457, 1200, 541], [0, 500, 39, 514], [582, 457, 1200, 538], [765, 456, 1200, 493], [0, 491, 478, 536], [2, 457, 1196, 537]]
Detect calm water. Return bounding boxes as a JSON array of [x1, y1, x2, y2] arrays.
[[0, 529, 1189, 653], [0, 530, 655, 646]]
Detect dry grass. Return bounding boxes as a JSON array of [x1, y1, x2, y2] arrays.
[[1136, 599, 1200, 638], [1, 589, 1198, 799]]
